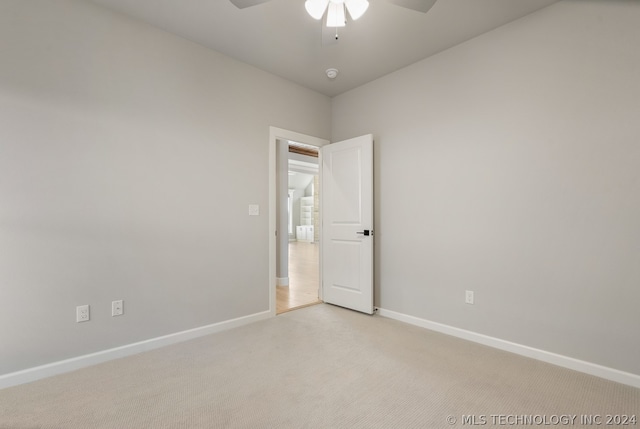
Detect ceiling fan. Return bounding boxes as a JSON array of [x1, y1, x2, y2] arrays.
[[229, 0, 438, 27]]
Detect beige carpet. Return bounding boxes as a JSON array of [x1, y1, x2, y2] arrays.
[[1, 304, 638, 428]]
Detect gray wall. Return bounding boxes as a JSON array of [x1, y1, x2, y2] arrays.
[[0, 0, 330, 375], [332, 0, 640, 375]]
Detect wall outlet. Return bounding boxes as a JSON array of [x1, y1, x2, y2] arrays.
[[112, 300, 124, 317], [248, 204, 260, 216], [76, 305, 90, 322], [465, 290, 475, 305]]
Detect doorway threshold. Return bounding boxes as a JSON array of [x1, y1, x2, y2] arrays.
[[276, 294, 322, 315]]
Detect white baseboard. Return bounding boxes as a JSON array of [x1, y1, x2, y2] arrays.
[[0, 310, 272, 390], [277, 277, 289, 286], [376, 307, 640, 389]]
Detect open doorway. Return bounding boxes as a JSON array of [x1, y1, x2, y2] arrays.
[[268, 127, 328, 316], [276, 141, 321, 314]]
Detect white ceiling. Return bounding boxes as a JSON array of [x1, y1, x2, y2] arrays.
[[88, 0, 561, 97]]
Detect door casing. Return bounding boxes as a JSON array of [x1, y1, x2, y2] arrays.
[[269, 127, 329, 316]]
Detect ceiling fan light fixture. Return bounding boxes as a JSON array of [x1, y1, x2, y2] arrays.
[[305, 0, 329, 20], [345, 0, 369, 20], [326, 2, 346, 28], [305, 0, 369, 27]]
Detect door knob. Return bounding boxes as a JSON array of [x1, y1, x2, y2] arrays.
[[356, 230, 373, 236]]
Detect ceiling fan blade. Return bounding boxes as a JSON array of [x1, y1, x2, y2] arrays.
[[229, 0, 272, 9], [386, 0, 437, 13]]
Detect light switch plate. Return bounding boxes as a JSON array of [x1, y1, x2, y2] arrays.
[[112, 300, 124, 316], [248, 204, 260, 216]]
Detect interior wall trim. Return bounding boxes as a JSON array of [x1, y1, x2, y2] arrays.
[[277, 277, 290, 286], [0, 310, 272, 390], [376, 307, 640, 389]]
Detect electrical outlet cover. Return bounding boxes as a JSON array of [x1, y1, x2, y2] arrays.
[[465, 290, 474, 305], [76, 305, 90, 322]]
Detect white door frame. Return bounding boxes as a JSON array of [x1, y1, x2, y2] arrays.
[[268, 127, 329, 316]]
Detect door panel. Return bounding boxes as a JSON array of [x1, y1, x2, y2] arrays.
[[321, 135, 373, 314]]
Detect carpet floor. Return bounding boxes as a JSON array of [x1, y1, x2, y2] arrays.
[[1, 304, 638, 428]]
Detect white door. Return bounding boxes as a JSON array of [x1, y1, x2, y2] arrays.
[[321, 134, 374, 314]]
